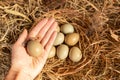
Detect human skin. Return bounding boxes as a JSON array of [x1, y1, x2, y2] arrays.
[[5, 18, 57, 80]]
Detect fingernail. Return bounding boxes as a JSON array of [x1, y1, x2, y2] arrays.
[[56, 22, 58, 26], [43, 18, 48, 22], [49, 17, 55, 21]]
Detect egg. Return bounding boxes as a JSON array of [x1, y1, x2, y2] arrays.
[[61, 23, 74, 34], [48, 46, 56, 58], [65, 33, 79, 46], [53, 32, 64, 46], [27, 40, 43, 57], [69, 47, 82, 62], [56, 26, 60, 32], [57, 44, 69, 60]]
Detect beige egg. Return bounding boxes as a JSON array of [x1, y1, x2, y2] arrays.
[[27, 40, 43, 57], [48, 46, 56, 58], [65, 33, 79, 46], [53, 32, 64, 46], [69, 47, 82, 62], [56, 26, 60, 32], [61, 23, 74, 34], [57, 44, 69, 60]]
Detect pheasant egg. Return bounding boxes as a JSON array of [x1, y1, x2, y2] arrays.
[[65, 33, 79, 46], [69, 47, 82, 62], [27, 40, 43, 57], [57, 44, 69, 60], [61, 23, 74, 34], [48, 46, 56, 58], [53, 32, 64, 46]]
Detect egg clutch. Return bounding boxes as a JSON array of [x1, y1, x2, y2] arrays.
[[26, 23, 82, 62], [48, 23, 82, 62]]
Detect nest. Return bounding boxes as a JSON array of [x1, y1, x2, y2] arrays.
[[0, 0, 120, 80]]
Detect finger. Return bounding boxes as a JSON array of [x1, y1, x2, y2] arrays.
[[41, 22, 57, 46], [37, 17, 55, 42], [33, 32, 57, 74], [28, 18, 48, 39], [15, 29, 28, 45], [36, 32, 57, 63], [45, 31, 57, 52]]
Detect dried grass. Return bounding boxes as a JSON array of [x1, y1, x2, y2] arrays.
[[0, 0, 120, 80]]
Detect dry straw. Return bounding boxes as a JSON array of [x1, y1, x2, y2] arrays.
[[0, 0, 120, 80]]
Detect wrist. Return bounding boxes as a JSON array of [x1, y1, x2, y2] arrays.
[[5, 67, 34, 80], [16, 70, 33, 80], [5, 67, 18, 80]]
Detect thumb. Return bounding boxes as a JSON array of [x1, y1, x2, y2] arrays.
[[16, 29, 28, 45]]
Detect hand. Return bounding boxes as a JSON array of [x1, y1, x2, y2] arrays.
[[5, 18, 57, 80]]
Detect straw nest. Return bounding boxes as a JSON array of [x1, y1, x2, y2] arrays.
[[0, 0, 120, 80]]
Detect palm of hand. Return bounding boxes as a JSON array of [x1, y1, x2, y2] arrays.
[[12, 43, 46, 78], [11, 18, 57, 79]]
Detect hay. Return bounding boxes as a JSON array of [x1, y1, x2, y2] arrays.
[[0, 0, 120, 80]]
